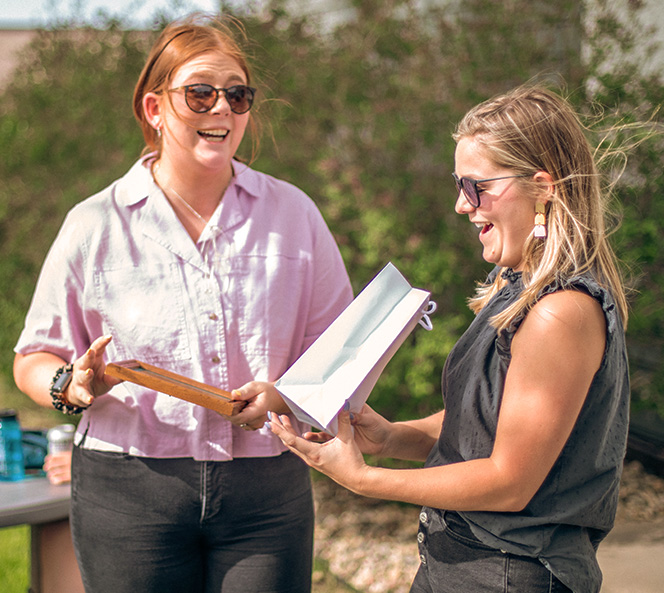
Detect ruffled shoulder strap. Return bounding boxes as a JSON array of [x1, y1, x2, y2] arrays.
[[496, 274, 619, 361]]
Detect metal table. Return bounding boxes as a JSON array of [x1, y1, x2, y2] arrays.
[[0, 476, 70, 528], [0, 476, 82, 593]]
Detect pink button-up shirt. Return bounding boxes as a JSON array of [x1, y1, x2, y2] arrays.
[[15, 156, 353, 460]]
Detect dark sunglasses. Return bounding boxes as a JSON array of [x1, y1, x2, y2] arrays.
[[453, 173, 529, 208], [169, 83, 256, 114]]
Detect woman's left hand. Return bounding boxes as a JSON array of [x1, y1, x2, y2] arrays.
[[268, 410, 368, 492], [228, 381, 289, 431]]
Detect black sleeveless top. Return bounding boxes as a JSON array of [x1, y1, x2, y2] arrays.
[[425, 267, 629, 593]]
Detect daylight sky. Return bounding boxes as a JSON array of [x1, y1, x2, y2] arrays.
[[0, 0, 223, 27]]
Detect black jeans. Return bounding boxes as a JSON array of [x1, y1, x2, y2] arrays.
[[411, 509, 573, 593], [71, 447, 314, 593]]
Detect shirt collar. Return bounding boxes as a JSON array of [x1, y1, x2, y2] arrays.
[[227, 159, 262, 200], [111, 155, 155, 207]]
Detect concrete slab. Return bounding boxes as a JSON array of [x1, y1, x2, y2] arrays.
[[598, 519, 664, 593]]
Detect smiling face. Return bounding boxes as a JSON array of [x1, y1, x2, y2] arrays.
[[454, 136, 534, 271], [144, 50, 251, 181]]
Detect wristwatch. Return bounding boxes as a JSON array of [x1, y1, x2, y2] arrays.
[[51, 367, 73, 395], [50, 363, 84, 415]]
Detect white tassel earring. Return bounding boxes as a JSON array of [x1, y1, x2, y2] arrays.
[[534, 202, 547, 238]]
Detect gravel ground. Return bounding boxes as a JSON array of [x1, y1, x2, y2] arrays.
[[312, 459, 664, 593]]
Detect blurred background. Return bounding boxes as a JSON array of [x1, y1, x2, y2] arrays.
[[0, 0, 663, 451]]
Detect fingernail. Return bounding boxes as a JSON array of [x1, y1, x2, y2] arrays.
[[343, 401, 350, 412], [350, 412, 355, 422], [264, 421, 271, 430], [267, 411, 273, 420]]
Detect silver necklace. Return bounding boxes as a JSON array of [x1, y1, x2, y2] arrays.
[[169, 184, 218, 231], [154, 165, 232, 279], [153, 161, 221, 231]]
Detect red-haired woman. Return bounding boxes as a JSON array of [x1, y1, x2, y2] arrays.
[[14, 16, 352, 593]]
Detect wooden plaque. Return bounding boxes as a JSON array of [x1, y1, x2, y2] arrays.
[[105, 360, 245, 417]]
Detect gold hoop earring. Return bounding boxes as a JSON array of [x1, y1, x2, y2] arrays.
[[534, 202, 547, 238]]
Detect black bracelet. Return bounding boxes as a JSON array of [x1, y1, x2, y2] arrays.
[[50, 363, 85, 415]]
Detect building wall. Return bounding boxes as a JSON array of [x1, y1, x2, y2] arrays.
[[0, 29, 35, 89], [283, 0, 664, 80], [585, 0, 664, 80]]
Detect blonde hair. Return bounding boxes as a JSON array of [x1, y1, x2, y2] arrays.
[[454, 84, 628, 330], [132, 14, 261, 161]]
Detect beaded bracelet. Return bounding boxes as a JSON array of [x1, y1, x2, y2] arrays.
[[50, 363, 85, 415]]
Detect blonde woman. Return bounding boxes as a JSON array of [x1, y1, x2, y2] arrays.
[[14, 16, 352, 593], [270, 85, 630, 593]]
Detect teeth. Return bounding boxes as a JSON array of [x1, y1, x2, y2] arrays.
[[199, 129, 229, 138]]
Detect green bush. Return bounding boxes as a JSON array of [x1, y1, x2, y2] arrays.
[[1, 0, 662, 423], [0, 24, 150, 388]]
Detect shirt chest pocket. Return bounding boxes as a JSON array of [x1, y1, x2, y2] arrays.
[[93, 263, 192, 364], [237, 256, 306, 341]]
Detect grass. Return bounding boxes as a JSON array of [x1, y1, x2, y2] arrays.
[[0, 525, 30, 592]]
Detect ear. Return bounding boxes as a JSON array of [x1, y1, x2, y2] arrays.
[[533, 170, 555, 202], [142, 92, 162, 130]]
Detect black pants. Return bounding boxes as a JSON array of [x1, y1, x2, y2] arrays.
[[71, 447, 314, 593], [411, 509, 573, 593]]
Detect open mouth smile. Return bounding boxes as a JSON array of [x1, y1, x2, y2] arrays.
[[197, 129, 229, 141]]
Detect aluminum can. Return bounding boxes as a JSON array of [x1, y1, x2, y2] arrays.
[[47, 424, 76, 455]]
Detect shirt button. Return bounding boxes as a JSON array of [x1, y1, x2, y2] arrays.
[[208, 313, 218, 321], [419, 554, 427, 565], [419, 511, 428, 525], [211, 356, 221, 363], [417, 532, 425, 544]]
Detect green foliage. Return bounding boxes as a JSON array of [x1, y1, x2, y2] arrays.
[[580, 0, 664, 416], [1, 0, 663, 422], [0, 25, 152, 381]]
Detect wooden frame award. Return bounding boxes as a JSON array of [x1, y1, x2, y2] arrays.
[[105, 360, 245, 417]]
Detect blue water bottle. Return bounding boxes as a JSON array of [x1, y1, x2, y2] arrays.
[[0, 409, 25, 481]]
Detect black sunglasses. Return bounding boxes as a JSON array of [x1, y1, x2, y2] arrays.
[[453, 173, 529, 208], [169, 83, 256, 114]]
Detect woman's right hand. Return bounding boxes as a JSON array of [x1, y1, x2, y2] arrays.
[[269, 410, 370, 494], [66, 335, 121, 408]]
